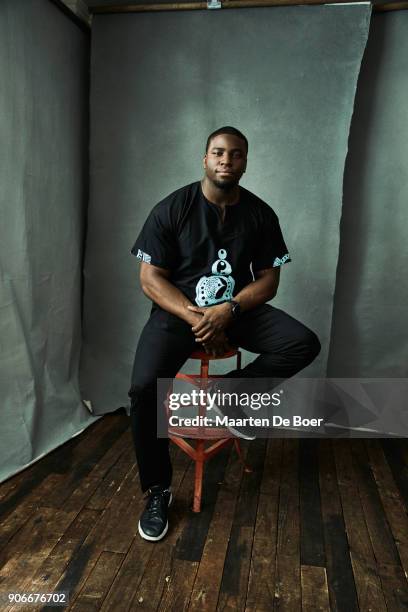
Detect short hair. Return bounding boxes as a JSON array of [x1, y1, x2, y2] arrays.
[[205, 126, 248, 153]]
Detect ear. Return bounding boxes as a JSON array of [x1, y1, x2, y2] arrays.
[[203, 154, 207, 169]]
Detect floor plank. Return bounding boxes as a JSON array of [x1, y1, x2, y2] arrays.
[[334, 440, 386, 611], [301, 565, 330, 612], [11, 508, 100, 612], [0, 416, 120, 520], [189, 443, 249, 611], [273, 438, 301, 611], [0, 507, 77, 611], [0, 415, 407, 611], [245, 439, 282, 612], [350, 440, 400, 566], [111, 453, 193, 611], [319, 440, 359, 611], [217, 440, 266, 611], [299, 439, 325, 567], [69, 551, 124, 611], [54, 466, 141, 607], [365, 439, 408, 577], [381, 439, 408, 509]]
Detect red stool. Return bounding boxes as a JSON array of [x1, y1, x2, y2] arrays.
[[168, 348, 250, 513]]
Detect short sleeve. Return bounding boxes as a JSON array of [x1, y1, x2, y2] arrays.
[[251, 207, 291, 271], [130, 204, 178, 270]]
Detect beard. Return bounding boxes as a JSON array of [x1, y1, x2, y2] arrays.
[[212, 177, 238, 191]]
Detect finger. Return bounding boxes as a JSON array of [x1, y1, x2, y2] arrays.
[[187, 306, 207, 314], [192, 320, 211, 334], [195, 331, 215, 343], [191, 319, 206, 332]]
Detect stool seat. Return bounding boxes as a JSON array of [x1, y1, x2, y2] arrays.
[[190, 347, 239, 360]]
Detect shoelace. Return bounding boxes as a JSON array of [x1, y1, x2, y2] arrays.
[[145, 489, 168, 518]]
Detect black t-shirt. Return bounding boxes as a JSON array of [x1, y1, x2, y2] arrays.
[[131, 181, 291, 307]]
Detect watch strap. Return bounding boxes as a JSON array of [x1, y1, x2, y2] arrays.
[[229, 300, 241, 319]]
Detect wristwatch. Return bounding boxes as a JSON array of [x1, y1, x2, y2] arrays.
[[229, 300, 241, 319]]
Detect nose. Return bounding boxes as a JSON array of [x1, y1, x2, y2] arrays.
[[220, 152, 233, 166]]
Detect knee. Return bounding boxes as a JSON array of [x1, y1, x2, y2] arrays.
[[128, 382, 155, 412], [128, 383, 141, 404], [300, 329, 321, 364], [128, 384, 140, 415]]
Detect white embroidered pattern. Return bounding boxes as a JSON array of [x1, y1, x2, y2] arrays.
[[195, 249, 235, 306], [136, 249, 151, 264], [273, 253, 290, 267]]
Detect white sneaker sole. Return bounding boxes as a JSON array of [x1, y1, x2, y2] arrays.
[[138, 492, 173, 542]]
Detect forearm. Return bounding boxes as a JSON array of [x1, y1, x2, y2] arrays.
[[188, 270, 280, 343], [233, 275, 278, 314], [141, 274, 200, 326]]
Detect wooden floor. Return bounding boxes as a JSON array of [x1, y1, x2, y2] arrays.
[[0, 413, 407, 611]]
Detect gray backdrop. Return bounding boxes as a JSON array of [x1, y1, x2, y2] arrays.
[[0, 0, 94, 482], [80, 4, 371, 414], [328, 10, 408, 378], [2, 2, 406, 482]]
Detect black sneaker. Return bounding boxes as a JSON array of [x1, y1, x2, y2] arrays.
[[138, 485, 172, 542], [208, 382, 256, 441]]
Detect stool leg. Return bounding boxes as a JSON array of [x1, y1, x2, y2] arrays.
[[193, 439, 205, 512], [198, 357, 209, 434], [200, 359, 209, 379], [234, 439, 252, 473]]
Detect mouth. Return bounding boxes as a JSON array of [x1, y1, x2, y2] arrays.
[[217, 171, 235, 176]]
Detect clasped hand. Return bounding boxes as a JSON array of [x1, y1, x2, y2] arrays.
[[187, 302, 233, 356]]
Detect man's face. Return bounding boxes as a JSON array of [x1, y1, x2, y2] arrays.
[[203, 133, 247, 190]]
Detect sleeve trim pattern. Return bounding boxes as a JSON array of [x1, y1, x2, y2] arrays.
[[135, 249, 152, 264], [273, 253, 291, 267]]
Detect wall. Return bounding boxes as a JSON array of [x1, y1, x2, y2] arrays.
[[0, 0, 94, 481], [328, 11, 408, 377], [80, 4, 371, 413]]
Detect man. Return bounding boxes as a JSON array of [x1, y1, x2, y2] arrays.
[[129, 126, 320, 541]]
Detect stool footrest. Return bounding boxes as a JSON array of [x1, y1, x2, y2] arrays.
[[169, 435, 232, 462]]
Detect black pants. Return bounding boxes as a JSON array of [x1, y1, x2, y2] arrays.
[[128, 304, 321, 492]]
